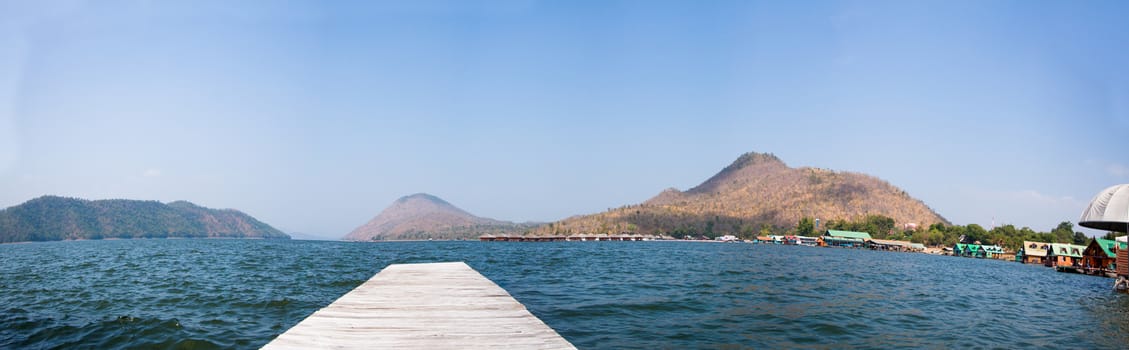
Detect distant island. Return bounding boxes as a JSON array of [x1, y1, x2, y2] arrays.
[[528, 152, 948, 237], [0, 196, 289, 243], [344, 193, 539, 241]]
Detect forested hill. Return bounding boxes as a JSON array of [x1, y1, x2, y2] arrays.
[[529, 152, 948, 237], [0, 196, 289, 243]]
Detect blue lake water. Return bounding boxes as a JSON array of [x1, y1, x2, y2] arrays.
[[2, 239, 1129, 349]]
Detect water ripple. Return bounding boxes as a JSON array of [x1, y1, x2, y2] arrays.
[[3, 240, 1129, 349]]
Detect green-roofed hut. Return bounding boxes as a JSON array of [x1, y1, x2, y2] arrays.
[[981, 245, 1005, 259], [1046, 243, 1086, 268], [823, 230, 871, 248], [968, 244, 985, 258], [953, 243, 987, 258], [1082, 238, 1126, 277]]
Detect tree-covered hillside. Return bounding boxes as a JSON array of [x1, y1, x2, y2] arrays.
[[0, 196, 289, 243]]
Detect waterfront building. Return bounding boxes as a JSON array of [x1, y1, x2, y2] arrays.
[[980, 245, 1006, 259], [1077, 184, 1129, 290], [822, 230, 871, 248], [867, 239, 915, 252], [715, 235, 739, 242], [1082, 238, 1126, 276], [954, 243, 966, 256], [971, 244, 984, 258], [1045, 243, 1086, 268], [1017, 241, 1050, 264], [1120, 236, 1129, 278], [954, 243, 985, 258], [794, 235, 819, 246]]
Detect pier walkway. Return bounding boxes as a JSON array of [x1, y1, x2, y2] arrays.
[[262, 262, 575, 349]]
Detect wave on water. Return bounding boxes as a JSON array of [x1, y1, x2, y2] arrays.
[[3, 240, 1129, 349]]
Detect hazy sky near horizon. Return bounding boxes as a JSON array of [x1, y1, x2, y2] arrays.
[[2, 0, 1128, 238]]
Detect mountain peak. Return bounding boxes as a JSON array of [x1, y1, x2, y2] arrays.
[[687, 152, 788, 194], [344, 193, 535, 241], [167, 200, 199, 208], [398, 193, 451, 206], [725, 152, 785, 171], [387, 193, 467, 218], [535, 151, 948, 237]]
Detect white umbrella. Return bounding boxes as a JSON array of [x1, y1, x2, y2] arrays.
[[1079, 184, 1129, 233]]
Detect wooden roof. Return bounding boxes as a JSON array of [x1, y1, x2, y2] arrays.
[[1022, 241, 1049, 257]]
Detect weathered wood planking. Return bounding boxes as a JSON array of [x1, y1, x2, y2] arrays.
[[262, 262, 576, 349]]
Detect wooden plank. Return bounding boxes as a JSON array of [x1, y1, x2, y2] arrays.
[[262, 262, 575, 350], [1118, 248, 1128, 276]]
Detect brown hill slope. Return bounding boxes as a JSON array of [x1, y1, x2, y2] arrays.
[[530, 152, 948, 237], [343, 193, 537, 241]]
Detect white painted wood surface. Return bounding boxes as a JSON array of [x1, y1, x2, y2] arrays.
[[262, 262, 576, 349]]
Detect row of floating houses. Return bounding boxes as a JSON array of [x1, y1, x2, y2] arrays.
[[1015, 238, 1128, 278], [482, 229, 930, 252], [750, 230, 929, 252], [774, 231, 1129, 279], [764, 230, 1129, 279], [479, 234, 659, 242], [485, 184, 1129, 288], [482, 230, 1129, 279], [480, 230, 909, 248]]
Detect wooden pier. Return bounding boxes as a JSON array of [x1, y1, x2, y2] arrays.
[[262, 262, 575, 350], [480, 234, 651, 242]]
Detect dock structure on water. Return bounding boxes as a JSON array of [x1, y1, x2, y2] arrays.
[[479, 234, 651, 242], [262, 262, 575, 350]]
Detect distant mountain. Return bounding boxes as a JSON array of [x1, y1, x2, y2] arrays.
[[286, 232, 335, 241], [343, 193, 537, 241], [530, 152, 948, 237], [0, 196, 289, 243]]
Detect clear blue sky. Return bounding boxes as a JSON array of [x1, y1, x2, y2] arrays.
[[2, 1, 1127, 238]]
